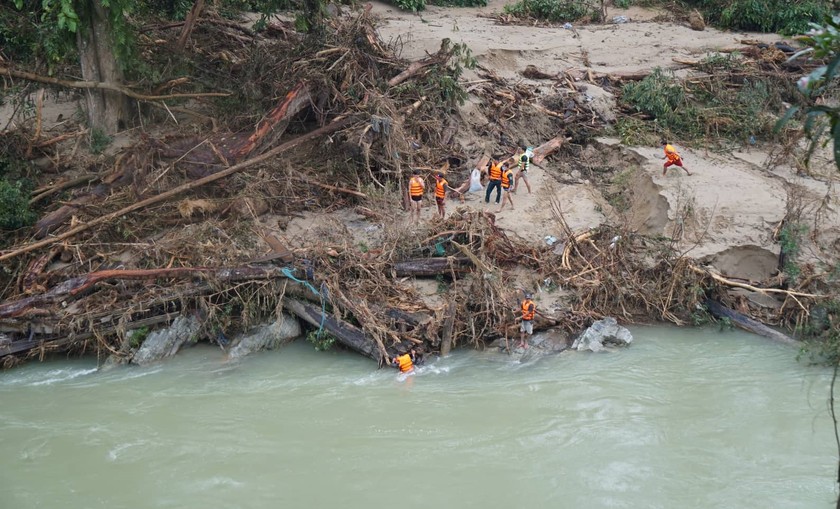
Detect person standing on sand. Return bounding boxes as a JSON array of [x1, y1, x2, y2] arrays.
[[518, 292, 536, 349], [512, 147, 533, 194], [495, 164, 515, 213], [484, 159, 503, 205], [434, 172, 457, 219], [661, 140, 691, 176], [408, 168, 425, 221]]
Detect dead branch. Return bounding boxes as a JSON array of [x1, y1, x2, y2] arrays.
[[0, 66, 230, 102], [0, 115, 356, 262]]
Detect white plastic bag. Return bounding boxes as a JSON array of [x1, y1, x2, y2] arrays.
[[468, 168, 483, 193]]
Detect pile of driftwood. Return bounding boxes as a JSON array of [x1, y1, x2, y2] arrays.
[[1, 6, 832, 368]]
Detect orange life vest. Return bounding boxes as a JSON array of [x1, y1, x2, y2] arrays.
[[396, 353, 414, 373], [435, 178, 448, 198], [488, 162, 502, 181], [521, 299, 535, 321], [664, 144, 681, 163], [501, 169, 513, 189], [409, 176, 424, 197]]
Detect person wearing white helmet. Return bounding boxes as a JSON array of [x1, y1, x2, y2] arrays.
[[512, 147, 534, 194]]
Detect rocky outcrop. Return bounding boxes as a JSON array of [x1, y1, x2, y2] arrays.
[[572, 317, 633, 352], [130, 315, 201, 365], [226, 313, 302, 359], [490, 330, 569, 360]]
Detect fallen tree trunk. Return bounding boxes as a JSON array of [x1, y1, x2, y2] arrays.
[[0, 115, 355, 262], [704, 299, 798, 346], [393, 256, 473, 277], [283, 298, 380, 361]]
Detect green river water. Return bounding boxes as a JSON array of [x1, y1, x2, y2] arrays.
[[0, 326, 836, 508]]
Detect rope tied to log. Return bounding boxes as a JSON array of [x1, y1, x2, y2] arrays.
[[281, 266, 327, 338]]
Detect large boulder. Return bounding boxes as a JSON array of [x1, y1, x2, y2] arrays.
[[130, 315, 201, 365], [572, 317, 633, 352], [490, 330, 569, 361], [227, 313, 302, 359]]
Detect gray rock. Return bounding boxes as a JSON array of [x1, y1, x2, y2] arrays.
[[572, 317, 633, 352], [227, 313, 302, 359], [130, 315, 201, 365], [490, 330, 569, 361]]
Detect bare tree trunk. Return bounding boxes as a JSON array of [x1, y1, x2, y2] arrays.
[[76, 0, 130, 135]]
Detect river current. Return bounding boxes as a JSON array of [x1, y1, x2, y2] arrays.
[[0, 326, 835, 508]]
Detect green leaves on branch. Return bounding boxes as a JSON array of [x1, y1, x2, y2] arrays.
[[503, 0, 596, 22], [781, 15, 840, 171]]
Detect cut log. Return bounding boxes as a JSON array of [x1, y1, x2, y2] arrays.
[[531, 135, 568, 164], [704, 299, 798, 346], [393, 257, 473, 277], [283, 298, 380, 361]]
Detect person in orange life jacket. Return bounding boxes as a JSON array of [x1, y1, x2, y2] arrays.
[[408, 168, 426, 221], [391, 350, 415, 374], [434, 172, 457, 219], [661, 140, 691, 176], [484, 159, 504, 205], [512, 147, 534, 194], [495, 165, 515, 213], [518, 292, 536, 349]]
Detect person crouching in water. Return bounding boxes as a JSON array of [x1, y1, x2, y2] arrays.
[[495, 164, 515, 213], [518, 292, 536, 349], [392, 350, 415, 375]]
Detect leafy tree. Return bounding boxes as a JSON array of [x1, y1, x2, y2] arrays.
[[10, 0, 133, 135], [786, 15, 840, 171]]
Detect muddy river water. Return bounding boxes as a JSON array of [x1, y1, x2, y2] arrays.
[[0, 326, 835, 508]]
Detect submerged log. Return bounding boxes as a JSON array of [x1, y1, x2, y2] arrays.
[[705, 299, 798, 345], [283, 298, 380, 361], [393, 256, 472, 277]]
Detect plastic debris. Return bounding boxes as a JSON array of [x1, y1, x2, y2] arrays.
[[563, 22, 573, 30], [544, 235, 558, 246], [612, 15, 628, 24]]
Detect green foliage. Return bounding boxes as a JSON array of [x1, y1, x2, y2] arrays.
[[430, 0, 486, 6], [0, 155, 35, 231], [8, 0, 137, 72], [614, 116, 659, 146], [621, 64, 786, 144], [783, 15, 840, 172], [779, 222, 808, 281], [685, 0, 832, 35], [128, 326, 150, 349], [504, 0, 596, 22], [306, 330, 336, 351], [614, 0, 632, 7], [89, 128, 112, 154]]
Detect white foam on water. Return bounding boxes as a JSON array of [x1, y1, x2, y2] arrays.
[[28, 367, 98, 386]]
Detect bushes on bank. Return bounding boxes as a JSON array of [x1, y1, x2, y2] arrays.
[[503, 0, 596, 22]]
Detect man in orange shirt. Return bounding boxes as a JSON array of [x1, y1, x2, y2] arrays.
[[408, 168, 425, 221], [661, 140, 691, 176]]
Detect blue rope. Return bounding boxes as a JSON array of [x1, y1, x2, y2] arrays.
[[281, 267, 327, 337]]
